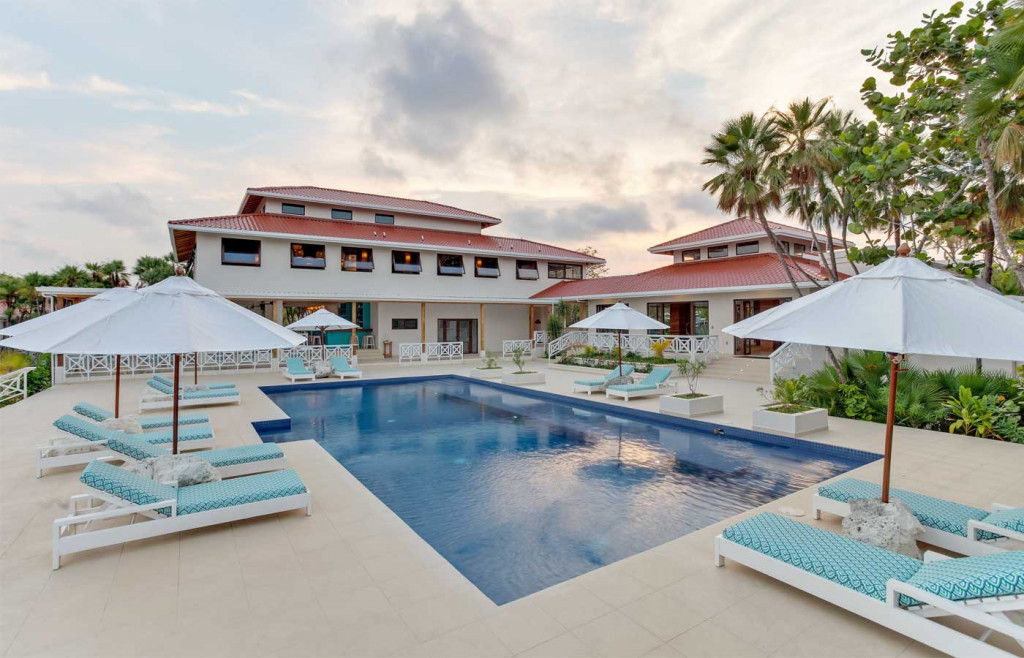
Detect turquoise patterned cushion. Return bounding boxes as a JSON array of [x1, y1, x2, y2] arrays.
[[73, 402, 112, 422], [722, 512, 922, 601], [74, 402, 209, 429], [106, 434, 168, 460], [575, 379, 608, 386], [203, 444, 284, 468], [140, 425, 214, 445], [154, 374, 236, 390], [54, 414, 114, 442], [176, 469, 306, 515], [818, 478, 988, 538], [983, 508, 1024, 535], [182, 388, 239, 400], [80, 461, 176, 515], [147, 378, 174, 394], [330, 357, 359, 372], [905, 552, 1024, 602], [608, 383, 657, 392]]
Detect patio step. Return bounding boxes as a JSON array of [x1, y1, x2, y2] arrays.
[[703, 356, 771, 384]]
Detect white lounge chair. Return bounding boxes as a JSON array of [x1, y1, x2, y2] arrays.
[[153, 374, 236, 390], [813, 477, 1024, 556], [329, 356, 362, 379], [38, 414, 216, 478], [106, 433, 288, 479], [140, 378, 240, 411], [572, 365, 635, 394], [73, 401, 210, 430], [284, 357, 315, 382], [715, 512, 1024, 657], [605, 367, 675, 401], [53, 461, 311, 569]]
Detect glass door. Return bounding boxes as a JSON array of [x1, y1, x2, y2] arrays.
[[437, 319, 478, 353]]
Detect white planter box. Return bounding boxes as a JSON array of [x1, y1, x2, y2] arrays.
[[659, 394, 723, 418], [752, 406, 829, 437], [469, 367, 504, 380], [501, 371, 546, 386]]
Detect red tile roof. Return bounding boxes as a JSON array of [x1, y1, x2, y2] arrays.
[[649, 218, 853, 253], [168, 213, 602, 263], [531, 253, 841, 299], [239, 186, 501, 224]]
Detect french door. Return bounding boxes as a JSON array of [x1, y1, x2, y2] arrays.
[[437, 319, 478, 354]]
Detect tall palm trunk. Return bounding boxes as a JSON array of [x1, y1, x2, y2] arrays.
[[754, 209, 804, 297], [821, 220, 840, 281], [980, 141, 1024, 289], [982, 220, 995, 284]]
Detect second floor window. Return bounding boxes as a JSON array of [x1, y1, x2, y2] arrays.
[[708, 245, 729, 259], [375, 214, 395, 225], [793, 243, 806, 255], [548, 263, 583, 279], [736, 240, 759, 255], [516, 260, 539, 280], [475, 257, 500, 278], [342, 247, 374, 272], [221, 238, 261, 266], [437, 254, 465, 276], [332, 208, 353, 220], [281, 203, 305, 215], [291, 243, 326, 269], [392, 250, 422, 274], [680, 249, 700, 262]]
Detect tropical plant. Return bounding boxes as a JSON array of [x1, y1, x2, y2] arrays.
[[676, 358, 707, 396], [545, 314, 563, 342], [133, 253, 178, 287], [511, 347, 528, 373], [650, 339, 671, 360], [0, 350, 31, 374], [945, 385, 999, 437], [481, 351, 500, 369]]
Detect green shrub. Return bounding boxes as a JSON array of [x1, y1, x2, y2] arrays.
[[676, 358, 707, 396]]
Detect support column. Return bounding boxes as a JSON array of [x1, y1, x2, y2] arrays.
[[272, 299, 284, 325], [479, 303, 485, 353], [528, 305, 535, 340], [350, 301, 358, 355], [420, 303, 426, 344]]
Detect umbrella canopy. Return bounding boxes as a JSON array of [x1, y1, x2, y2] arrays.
[[0, 288, 141, 338], [570, 302, 669, 370], [722, 250, 1024, 502], [286, 308, 359, 332]]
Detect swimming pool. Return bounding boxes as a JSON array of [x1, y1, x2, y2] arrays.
[[256, 376, 878, 605]]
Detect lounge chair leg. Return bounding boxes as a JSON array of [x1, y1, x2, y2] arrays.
[[714, 536, 725, 567], [52, 524, 61, 570], [811, 495, 822, 520]]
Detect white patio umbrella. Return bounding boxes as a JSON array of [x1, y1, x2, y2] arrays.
[[722, 247, 1024, 502], [0, 275, 305, 453], [569, 302, 669, 371], [286, 308, 359, 359]]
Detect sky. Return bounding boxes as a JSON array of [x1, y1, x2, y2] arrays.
[[0, 0, 941, 277]]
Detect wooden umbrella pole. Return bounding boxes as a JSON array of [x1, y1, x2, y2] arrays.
[[114, 356, 121, 418], [321, 327, 326, 361], [880, 354, 902, 503], [194, 352, 198, 385], [172, 354, 181, 455]]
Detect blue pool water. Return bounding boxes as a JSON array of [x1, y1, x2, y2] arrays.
[[256, 376, 877, 604]]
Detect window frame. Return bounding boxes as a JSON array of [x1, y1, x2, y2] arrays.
[[547, 262, 584, 280], [391, 250, 422, 275], [391, 318, 418, 330], [331, 208, 353, 220], [290, 242, 327, 270], [736, 240, 760, 256], [281, 203, 305, 216], [680, 249, 701, 262], [341, 247, 374, 272], [436, 253, 465, 276], [374, 213, 395, 225], [221, 238, 262, 267], [515, 259, 539, 280], [707, 245, 729, 259], [474, 256, 501, 278], [793, 243, 806, 255]]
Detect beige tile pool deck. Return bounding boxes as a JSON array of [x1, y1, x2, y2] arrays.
[[1, 361, 1021, 657]]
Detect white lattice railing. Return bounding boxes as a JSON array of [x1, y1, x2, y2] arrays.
[[398, 342, 464, 364], [533, 330, 548, 344], [60, 348, 314, 382], [280, 345, 354, 366], [546, 332, 719, 360], [770, 342, 824, 381], [0, 367, 34, 404], [502, 339, 535, 357]]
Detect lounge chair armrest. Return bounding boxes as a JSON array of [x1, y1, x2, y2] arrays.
[[968, 519, 1024, 543], [990, 503, 1015, 512], [55, 498, 177, 527], [38, 437, 104, 452], [886, 580, 1024, 644]]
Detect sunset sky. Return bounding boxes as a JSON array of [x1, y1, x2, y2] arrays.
[[1, 0, 939, 276]]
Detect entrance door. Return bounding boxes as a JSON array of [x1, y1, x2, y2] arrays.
[[437, 319, 478, 354], [732, 299, 788, 356]]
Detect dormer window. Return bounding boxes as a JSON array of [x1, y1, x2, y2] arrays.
[[475, 257, 500, 278], [793, 243, 806, 255], [437, 254, 465, 276], [680, 249, 700, 262], [516, 260, 539, 280], [708, 245, 729, 259], [375, 214, 395, 225], [291, 243, 325, 269], [392, 250, 422, 274], [281, 203, 305, 216], [736, 241, 759, 255], [342, 247, 373, 272], [548, 263, 583, 280], [332, 209, 353, 220]]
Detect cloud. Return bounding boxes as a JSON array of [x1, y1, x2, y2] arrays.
[[0, 71, 51, 91], [47, 184, 159, 235], [370, 2, 520, 161], [506, 201, 652, 240], [0, 36, 51, 91], [360, 148, 405, 181]]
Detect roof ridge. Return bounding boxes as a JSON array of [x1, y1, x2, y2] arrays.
[[246, 186, 502, 222]]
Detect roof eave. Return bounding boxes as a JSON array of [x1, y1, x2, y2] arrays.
[[531, 280, 825, 301]]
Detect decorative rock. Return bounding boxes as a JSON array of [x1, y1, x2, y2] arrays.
[[842, 498, 923, 558], [127, 454, 221, 486], [100, 417, 145, 434], [777, 506, 805, 517], [182, 384, 210, 392], [314, 361, 333, 378], [606, 375, 634, 387]]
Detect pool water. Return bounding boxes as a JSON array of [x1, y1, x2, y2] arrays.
[[257, 376, 877, 604]]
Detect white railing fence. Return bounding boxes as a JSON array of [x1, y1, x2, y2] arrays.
[[546, 331, 720, 361], [398, 342, 464, 364], [0, 367, 34, 404], [280, 345, 354, 366], [769, 342, 826, 381], [533, 330, 549, 345], [501, 340, 535, 357]]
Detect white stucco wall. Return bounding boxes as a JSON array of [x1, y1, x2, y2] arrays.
[[260, 198, 483, 234]]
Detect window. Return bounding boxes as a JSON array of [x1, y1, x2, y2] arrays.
[[291, 243, 326, 269], [332, 208, 353, 220], [391, 250, 422, 274], [375, 214, 395, 225], [474, 256, 500, 278], [392, 318, 417, 330], [548, 263, 583, 279], [736, 240, 759, 255], [516, 260, 539, 280], [437, 254, 465, 276], [680, 249, 700, 262], [708, 245, 729, 259], [341, 247, 374, 272], [221, 238, 261, 266], [779, 241, 790, 254], [692, 301, 710, 335], [647, 303, 670, 335], [281, 203, 305, 216], [793, 243, 806, 255]]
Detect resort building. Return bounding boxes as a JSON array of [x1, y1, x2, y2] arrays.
[[532, 218, 852, 357], [167, 186, 604, 354]]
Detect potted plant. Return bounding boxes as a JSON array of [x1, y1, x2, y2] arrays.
[[501, 347, 545, 385], [470, 351, 505, 379], [659, 358, 723, 417], [753, 377, 829, 436]]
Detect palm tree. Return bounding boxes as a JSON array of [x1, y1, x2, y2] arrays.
[[133, 255, 175, 287], [701, 113, 801, 294], [100, 259, 127, 287], [51, 265, 90, 288]]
